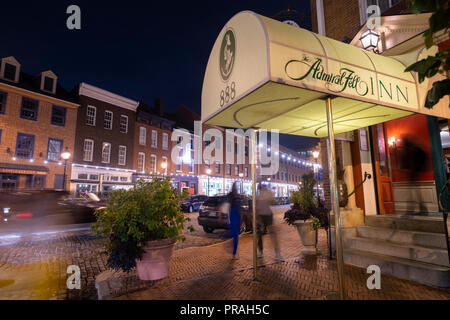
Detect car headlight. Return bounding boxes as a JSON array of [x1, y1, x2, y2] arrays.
[[3, 208, 10, 214]]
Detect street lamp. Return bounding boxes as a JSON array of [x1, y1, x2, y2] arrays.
[[161, 161, 167, 178], [61, 147, 71, 192], [313, 151, 320, 206], [206, 168, 212, 196]]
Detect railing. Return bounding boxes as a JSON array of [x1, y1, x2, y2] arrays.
[[437, 178, 450, 265], [347, 171, 372, 199]]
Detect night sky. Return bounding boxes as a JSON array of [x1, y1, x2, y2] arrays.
[[1, 0, 318, 149]]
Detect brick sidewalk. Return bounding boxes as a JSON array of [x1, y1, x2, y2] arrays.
[[117, 224, 450, 300]]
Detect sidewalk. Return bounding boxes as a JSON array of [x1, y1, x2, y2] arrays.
[[117, 223, 450, 300]]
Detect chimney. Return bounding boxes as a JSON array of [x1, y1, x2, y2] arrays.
[[155, 98, 163, 116]]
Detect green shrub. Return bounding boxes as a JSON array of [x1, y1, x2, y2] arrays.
[[92, 178, 193, 272]]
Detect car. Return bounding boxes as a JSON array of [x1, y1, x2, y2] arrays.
[[181, 195, 208, 213], [198, 194, 253, 234]]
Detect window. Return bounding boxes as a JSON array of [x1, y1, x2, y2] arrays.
[[227, 164, 231, 175], [0, 129, 2, 144], [139, 127, 146, 145], [4, 63, 16, 81], [215, 136, 220, 148], [205, 133, 211, 146], [162, 156, 168, 175], [20, 98, 38, 120], [189, 160, 194, 173], [86, 106, 96, 126], [43, 77, 54, 92], [15, 133, 35, 159], [205, 159, 210, 169], [47, 138, 63, 161], [104, 111, 113, 130], [0, 91, 7, 114], [78, 174, 88, 180], [244, 167, 248, 177], [110, 176, 119, 182], [89, 174, 99, 181], [215, 161, 220, 174], [51, 106, 66, 126], [83, 139, 94, 161], [149, 154, 157, 173], [120, 177, 128, 182], [226, 140, 232, 153], [190, 138, 194, 151], [120, 115, 128, 133], [102, 142, 111, 163], [118, 145, 127, 166], [235, 165, 239, 176], [162, 133, 169, 150], [176, 150, 182, 172], [137, 152, 145, 172], [151, 130, 157, 148], [245, 145, 249, 157]]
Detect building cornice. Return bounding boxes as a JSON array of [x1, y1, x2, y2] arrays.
[[79, 82, 139, 112]]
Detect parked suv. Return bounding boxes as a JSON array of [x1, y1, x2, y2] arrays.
[[181, 195, 208, 213], [198, 195, 252, 234]]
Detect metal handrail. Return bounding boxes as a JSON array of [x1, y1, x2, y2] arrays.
[[348, 171, 372, 199], [437, 178, 450, 265]]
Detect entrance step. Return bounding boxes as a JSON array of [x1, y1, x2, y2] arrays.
[[343, 248, 450, 288], [345, 236, 449, 267], [365, 215, 449, 234], [356, 226, 448, 249]]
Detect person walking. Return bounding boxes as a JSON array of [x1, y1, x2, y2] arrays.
[[228, 182, 242, 259], [256, 184, 282, 261]]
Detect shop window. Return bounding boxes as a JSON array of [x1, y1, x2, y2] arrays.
[[78, 173, 88, 180], [89, 174, 99, 181], [110, 176, 119, 182], [120, 177, 128, 182]]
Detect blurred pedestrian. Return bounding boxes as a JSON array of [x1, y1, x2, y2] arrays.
[[256, 184, 282, 261], [228, 182, 242, 259]]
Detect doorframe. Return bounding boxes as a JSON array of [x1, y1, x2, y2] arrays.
[[369, 126, 381, 215]]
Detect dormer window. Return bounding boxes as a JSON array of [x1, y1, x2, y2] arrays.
[[0, 56, 20, 83], [4, 64, 17, 81], [39, 70, 57, 94]]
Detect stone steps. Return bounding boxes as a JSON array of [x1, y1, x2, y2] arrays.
[[345, 236, 449, 267], [365, 214, 449, 234], [344, 248, 450, 288], [356, 225, 448, 249]]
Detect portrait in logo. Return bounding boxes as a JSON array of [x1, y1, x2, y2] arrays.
[[219, 29, 236, 81]]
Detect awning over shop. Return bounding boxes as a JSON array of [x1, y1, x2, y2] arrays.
[[201, 11, 450, 135], [0, 163, 49, 175]]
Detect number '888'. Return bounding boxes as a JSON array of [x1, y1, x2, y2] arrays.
[[220, 82, 236, 107]]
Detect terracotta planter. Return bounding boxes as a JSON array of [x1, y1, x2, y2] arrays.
[[294, 220, 318, 254], [135, 239, 176, 281]]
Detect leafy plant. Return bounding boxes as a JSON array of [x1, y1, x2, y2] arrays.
[[404, 0, 450, 109], [92, 178, 194, 272], [284, 173, 329, 230]]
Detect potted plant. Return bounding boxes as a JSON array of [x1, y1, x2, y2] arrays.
[[92, 178, 193, 281], [284, 173, 329, 254]]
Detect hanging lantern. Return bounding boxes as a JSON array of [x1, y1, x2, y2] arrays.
[[360, 29, 380, 51]]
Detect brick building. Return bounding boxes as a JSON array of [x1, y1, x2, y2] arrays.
[[0, 56, 79, 190], [132, 100, 175, 184], [69, 83, 139, 195]]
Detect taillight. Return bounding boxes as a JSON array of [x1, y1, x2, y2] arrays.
[[17, 212, 33, 218]]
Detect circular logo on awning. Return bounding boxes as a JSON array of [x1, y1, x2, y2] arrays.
[[219, 29, 236, 81]]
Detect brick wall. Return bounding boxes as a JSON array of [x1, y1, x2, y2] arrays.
[[0, 83, 78, 189]]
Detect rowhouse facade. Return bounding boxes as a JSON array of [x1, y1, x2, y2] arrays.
[[0, 56, 79, 190], [70, 82, 139, 196]]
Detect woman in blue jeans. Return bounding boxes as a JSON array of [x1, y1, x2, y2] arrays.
[[228, 182, 241, 259]]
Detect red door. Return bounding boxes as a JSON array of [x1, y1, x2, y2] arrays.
[[371, 124, 395, 214]]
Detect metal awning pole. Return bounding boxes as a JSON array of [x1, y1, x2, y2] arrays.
[[326, 96, 346, 300], [251, 128, 258, 281]]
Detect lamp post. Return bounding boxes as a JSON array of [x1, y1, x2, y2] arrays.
[[61, 147, 71, 192], [161, 161, 167, 179], [313, 150, 320, 206], [206, 168, 211, 196]]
